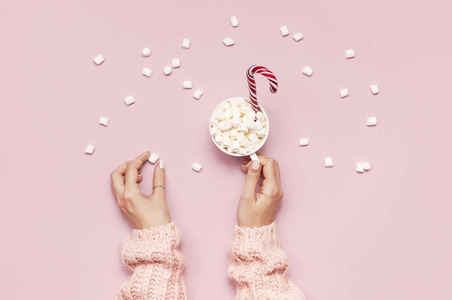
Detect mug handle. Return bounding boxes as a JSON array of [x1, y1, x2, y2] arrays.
[[249, 152, 259, 162]]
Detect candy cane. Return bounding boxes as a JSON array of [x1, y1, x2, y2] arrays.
[[247, 65, 278, 113]]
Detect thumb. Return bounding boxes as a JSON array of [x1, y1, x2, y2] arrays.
[[152, 159, 166, 198], [241, 160, 262, 202]]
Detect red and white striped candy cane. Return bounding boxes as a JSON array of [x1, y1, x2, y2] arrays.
[[247, 65, 278, 113]]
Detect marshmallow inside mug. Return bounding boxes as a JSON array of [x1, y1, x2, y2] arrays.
[[209, 97, 270, 158]]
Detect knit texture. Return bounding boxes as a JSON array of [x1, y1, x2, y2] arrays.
[[116, 221, 187, 300], [117, 221, 304, 299], [228, 222, 305, 299]]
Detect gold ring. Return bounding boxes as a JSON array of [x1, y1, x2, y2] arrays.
[[153, 185, 165, 189]]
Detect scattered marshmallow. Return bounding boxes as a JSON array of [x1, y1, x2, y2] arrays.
[[363, 162, 371, 170], [280, 25, 289, 37], [192, 163, 202, 172], [124, 95, 135, 106], [142, 48, 151, 57], [148, 153, 159, 164], [370, 84, 379, 94], [193, 89, 204, 100], [293, 33, 304, 42], [182, 39, 191, 49], [324, 157, 334, 167], [163, 66, 172, 75], [85, 144, 95, 154], [223, 38, 235, 46], [142, 67, 152, 77], [93, 54, 104, 65], [356, 163, 364, 173], [340, 88, 349, 98], [302, 66, 313, 76], [367, 117, 377, 126], [299, 138, 309, 146], [172, 58, 180, 68], [345, 49, 355, 59], [230, 16, 239, 27], [99, 117, 109, 126], [183, 81, 193, 89]]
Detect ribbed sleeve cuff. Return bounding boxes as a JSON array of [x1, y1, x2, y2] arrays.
[[121, 221, 181, 271]]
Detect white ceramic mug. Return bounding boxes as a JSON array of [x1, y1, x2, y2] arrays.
[[209, 97, 270, 161]]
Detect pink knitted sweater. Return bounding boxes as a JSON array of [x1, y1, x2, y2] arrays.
[[116, 222, 305, 299]]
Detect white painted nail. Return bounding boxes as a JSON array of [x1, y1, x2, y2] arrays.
[[252, 160, 260, 170], [159, 159, 165, 169]]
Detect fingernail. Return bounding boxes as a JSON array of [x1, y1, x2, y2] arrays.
[[159, 159, 165, 169], [138, 173, 142, 177], [241, 164, 247, 168], [252, 160, 260, 170]]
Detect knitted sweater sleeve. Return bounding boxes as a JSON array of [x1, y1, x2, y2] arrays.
[[116, 221, 187, 300], [227, 222, 305, 299]]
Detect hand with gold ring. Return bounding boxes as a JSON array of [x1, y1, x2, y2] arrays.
[[110, 151, 170, 229]]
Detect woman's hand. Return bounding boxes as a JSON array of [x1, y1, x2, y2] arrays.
[[237, 154, 284, 228], [110, 151, 170, 229]]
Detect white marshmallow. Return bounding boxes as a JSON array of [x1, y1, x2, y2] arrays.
[[324, 157, 334, 167], [148, 153, 159, 164], [224, 108, 233, 119], [299, 138, 309, 146], [237, 132, 246, 144], [247, 121, 256, 130], [246, 111, 256, 120], [224, 120, 233, 130], [340, 88, 348, 98], [85, 144, 95, 154], [183, 81, 193, 89], [356, 163, 364, 173], [293, 32, 304, 42], [231, 141, 241, 152], [93, 54, 104, 65], [172, 58, 180, 68], [257, 128, 267, 137], [210, 119, 218, 127], [248, 134, 258, 143], [255, 111, 264, 121], [193, 89, 203, 100], [214, 110, 225, 120], [124, 95, 135, 106], [363, 162, 371, 170], [142, 48, 151, 57], [239, 124, 248, 133], [370, 84, 379, 94], [232, 107, 241, 117], [237, 98, 246, 106], [232, 117, 241, 127], [223, 38, 235, 46], [302, 66, 313, 76], [218, 121, 226, 131], [230, 16, 239, 27], [367, 117, 377, 126], [142, 67, 153, 77], [222, 130, 231, 139], [164, 66, 172, 75], [229, 98, 238, 106], [192, 162, 202, 172], [240, 138, 251, 148], [210, 127, 218, 137], [345, 49, 356, 59], [255, 120, 264, 131], [222, 137, 231, 148], [280, 25, 289, 36], [239, 148, 247, 155], [246, 146, 254, 153], [182, 39, 191, 49], [230, 129, 238, 139], [220, 102, 230, 110], [215, 134, 223, 144], [99, 117, 109, 126]]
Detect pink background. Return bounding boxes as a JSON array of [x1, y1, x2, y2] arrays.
[[1, 0, 451, 299]]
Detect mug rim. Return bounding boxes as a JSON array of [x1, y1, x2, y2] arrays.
[[209, 96, 270, 157]]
